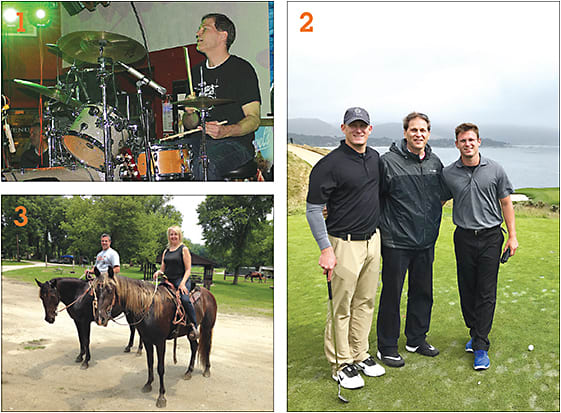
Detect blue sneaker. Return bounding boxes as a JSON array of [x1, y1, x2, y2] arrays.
[[474, 350, 490, 370], [465, 339, 473, 353]]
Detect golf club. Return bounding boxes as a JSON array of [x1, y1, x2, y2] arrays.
[[327, 276, 349, 403]]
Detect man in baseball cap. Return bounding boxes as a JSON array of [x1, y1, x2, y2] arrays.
[[306, 107, 385, 389]]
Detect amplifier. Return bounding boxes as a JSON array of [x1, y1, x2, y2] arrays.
[[2, 166, 103, 182]]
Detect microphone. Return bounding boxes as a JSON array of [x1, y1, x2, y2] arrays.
[[118, 61, 167, 97], [4, 122, 16, 153]]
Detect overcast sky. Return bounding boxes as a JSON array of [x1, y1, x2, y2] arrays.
[[288, 2, 559, 129], [168, 196, 206, 245]]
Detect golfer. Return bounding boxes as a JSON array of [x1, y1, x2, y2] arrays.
[[85, 233, 120, 277], [376, 112, 443, 367], [442, 122, 518, 370], [306, 107, 385, 390]]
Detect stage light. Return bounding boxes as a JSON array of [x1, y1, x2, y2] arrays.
[[28, 4, 52, 28], [3, 7, 18, 24]]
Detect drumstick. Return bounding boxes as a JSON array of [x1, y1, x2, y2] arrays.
[[183, 47, 193, 96], [160, 120, 227, 141]]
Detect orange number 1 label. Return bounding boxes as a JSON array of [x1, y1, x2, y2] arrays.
[[17, 12, 25, 33], [300, 12, 313, 32], [14, 206, 28, 227]]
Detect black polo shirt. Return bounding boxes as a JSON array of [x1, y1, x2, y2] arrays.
[[307, 140, 381, 235]]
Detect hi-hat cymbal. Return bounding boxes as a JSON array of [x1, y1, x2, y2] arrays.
[[57, 31, 146, 64], [170, 96, 234, 109], [13, 79, 81, 109]]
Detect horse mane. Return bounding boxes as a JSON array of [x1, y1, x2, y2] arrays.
[[109, 275, 170, 318]]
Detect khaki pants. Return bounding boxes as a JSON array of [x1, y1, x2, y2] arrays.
[[324, 231, 381, 374]]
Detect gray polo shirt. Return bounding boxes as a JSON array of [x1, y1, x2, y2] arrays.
[[442, 155, 513, 230]]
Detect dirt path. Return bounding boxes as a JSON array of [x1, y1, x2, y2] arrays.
[[287, 144, 324, 166], [1, 276, 273, 411]]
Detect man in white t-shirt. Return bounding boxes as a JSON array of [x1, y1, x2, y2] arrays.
[[85, 233, 120, 277]]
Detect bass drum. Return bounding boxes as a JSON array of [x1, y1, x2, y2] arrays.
[[62, 104, 129, 170]]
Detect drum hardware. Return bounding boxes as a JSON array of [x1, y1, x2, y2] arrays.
[[171, 65, 234, 181]]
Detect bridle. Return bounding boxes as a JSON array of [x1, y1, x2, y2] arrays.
[[92, 276, 158, 326], [50, 282, 93, 315]]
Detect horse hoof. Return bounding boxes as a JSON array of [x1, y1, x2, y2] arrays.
[[80, 362, 89, 370], [203, 370, 211, 378], [124, 346, 131, 353], [156, 396, 167, 408], [75, 356, 83, 363], [142, 384, 152, 393], [184, 371, 192, 380]]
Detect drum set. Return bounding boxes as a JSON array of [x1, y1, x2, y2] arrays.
[[10, 31, 231, 182]]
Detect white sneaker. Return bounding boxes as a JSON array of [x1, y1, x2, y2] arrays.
[[331, 364, 364, 389], [355, 356, 386, 377]]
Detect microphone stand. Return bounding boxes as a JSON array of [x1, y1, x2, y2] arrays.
[[198, 66, 210, 182], [97, 41, 114, 181], [136, 80, 154, 181]]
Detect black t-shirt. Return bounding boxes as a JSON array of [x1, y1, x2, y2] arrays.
[[187, 55, 261, 153], [163, 245, 185, 282], [307, 141, 381, 234]]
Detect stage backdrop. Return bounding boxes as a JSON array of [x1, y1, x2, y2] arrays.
[[60, 2, 272, 117]]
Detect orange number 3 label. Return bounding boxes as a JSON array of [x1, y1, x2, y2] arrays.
[[14, 206, 28, 227], [300, 12, 313, 32]]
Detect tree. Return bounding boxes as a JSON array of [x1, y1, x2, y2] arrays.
[[197, 195, 273, 284]]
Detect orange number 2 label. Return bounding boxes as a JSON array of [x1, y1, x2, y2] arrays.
[[14, 206, 28, 227], [300, 12, 313, 32]]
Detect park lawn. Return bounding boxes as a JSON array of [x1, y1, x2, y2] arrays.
[[288, 207, 559, 411], [517, 187, 560, 205], [2, 265, 273, 318]]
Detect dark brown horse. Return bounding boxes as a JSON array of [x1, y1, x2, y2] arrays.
[[35, 277, 142, 369], [92, 267, 217, 408]]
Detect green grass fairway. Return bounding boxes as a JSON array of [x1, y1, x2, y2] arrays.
[[288, 208, 559, 411], [517, 187, 560, 205], [3, 265, 272, 317]]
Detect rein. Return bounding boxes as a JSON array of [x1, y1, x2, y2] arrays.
[[56, 282, 93, 315]]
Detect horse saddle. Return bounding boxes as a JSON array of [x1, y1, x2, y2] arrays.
[[160, 278, 201, 305]]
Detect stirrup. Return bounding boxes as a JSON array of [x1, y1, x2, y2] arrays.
[[188, 323, 199, 340]]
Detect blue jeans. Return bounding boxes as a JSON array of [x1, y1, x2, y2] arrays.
[[190, 139, 254, 181], [170, 278, 197, 327]]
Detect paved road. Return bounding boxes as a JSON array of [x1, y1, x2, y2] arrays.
[[287, 144, 324, 167]]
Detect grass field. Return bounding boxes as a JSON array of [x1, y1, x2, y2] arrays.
[[288, 208, 559, 411], [2, 265, 273, 318]]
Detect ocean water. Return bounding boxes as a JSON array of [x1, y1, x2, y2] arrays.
[[370, 145, 559, 189]]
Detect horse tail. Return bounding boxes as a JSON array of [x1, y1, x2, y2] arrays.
[[197, 289, 217, 369]]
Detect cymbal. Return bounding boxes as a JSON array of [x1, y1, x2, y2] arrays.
[[57, 31, 146, 64], [170, 96, 234, 109], [13, 79, 81, 109]]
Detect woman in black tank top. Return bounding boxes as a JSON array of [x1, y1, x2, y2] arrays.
[[153, 226, 198, 330]]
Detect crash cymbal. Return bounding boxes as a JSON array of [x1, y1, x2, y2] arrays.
[[57, 31, 146, 64], [170, 96, 234, 109], [13, 79, 81, 109]]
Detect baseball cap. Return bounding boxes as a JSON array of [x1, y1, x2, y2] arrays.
[[343, 107, 370, 125]]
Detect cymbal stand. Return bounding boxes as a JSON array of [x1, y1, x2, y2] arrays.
[[136, 81, 154, 181], [97, 43, 114, 181], [197, 66, 211, 182], [43, 102, 55, 167]]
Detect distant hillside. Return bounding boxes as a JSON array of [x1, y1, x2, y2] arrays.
[[288, 118, 559, 146], [287, 133, 509, 148]]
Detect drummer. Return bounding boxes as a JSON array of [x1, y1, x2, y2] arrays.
[[20, 123, 48, 168], [182, 13, 261, 181]]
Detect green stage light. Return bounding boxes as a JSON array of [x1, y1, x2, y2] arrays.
[[3, 7, 18, 23], [29, 4, 52, 28]]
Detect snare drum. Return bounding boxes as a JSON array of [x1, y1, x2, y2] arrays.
[[62, 104, 129, 170], [137, 145, 191, 181]]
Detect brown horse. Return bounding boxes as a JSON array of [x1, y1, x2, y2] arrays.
[[245, 271, 265, 283], [92, 267, 217, 408]]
